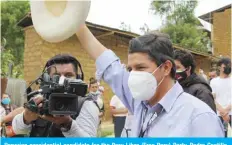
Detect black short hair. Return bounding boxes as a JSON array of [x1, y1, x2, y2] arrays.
[[128, 32, 175, 78], [45, 54, 78, 74], [174, 49, 196, 74], [217, 57, 231, 67]]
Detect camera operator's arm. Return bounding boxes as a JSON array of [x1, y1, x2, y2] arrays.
[[62, 101, 99, 137], [1, 107, 24, 125], [12, 111, 32, 135], [76, 25, 135, 113], [42, 100, 100, 137], [12, 96, 42, 135]]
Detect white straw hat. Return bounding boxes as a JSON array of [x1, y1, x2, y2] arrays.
[[30, 0, 91, 43]]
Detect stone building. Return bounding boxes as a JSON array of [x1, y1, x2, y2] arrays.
[[18, 13, 217, 120], [199, 4, 231, 58]]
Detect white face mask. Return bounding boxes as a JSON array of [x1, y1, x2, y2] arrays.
[[90, 91, 100, 96], [128, 65, 165, 101]]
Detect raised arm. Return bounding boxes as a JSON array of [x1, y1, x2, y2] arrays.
[[76, 24, 106, 60], [76, 24, 136, 113]]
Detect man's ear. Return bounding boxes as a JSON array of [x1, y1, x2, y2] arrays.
[[186, 66, 192, 76], [187, 66, 192, 72], [163, 60, 173, 76]]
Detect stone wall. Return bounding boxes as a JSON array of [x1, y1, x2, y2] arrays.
[[194, 55, 212, 75]]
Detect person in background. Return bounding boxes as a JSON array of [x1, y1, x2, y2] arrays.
[[174, 50, 216, 112], [98, 85, 105, 117], [98, 86, 105, 96], [199, 68, 208, 82], [1, 94, 17, 116], [88, 77, 104, 137], [1, 93, 18, 137], [0, 104, 6, 136], [110, 95, 128, 137], [210, 57, 231, 137], [208, 69, 218, 83], [0, 95, 6, 119], [88, 77, 104, 115]]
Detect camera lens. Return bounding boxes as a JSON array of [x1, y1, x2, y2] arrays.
[[55, 101, 65, 110]]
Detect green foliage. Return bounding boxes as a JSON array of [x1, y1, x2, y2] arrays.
[[1, 49, 14, 77], [151, 0, 210, 52], [151, 1, 174, 18], [1, 49, 24, 78], [1, 0, 29, 78]]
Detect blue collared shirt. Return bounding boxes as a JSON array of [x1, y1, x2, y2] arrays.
[[96, 50, 224, 137]]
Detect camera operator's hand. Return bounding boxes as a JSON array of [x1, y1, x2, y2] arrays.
[[23, 95, 44, 125], [41, 115, 72, 126]]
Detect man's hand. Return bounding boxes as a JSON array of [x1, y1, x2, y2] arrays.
[[110, 106, 128, 115], [40, 115, 72, 125], [219, 106, 231, 117], [99, 112, 104, 118], [222, 114, 230, 123], [225, 105, 231, 113], [23, 95, 72, 127], [23, 95, 44, 124], [219, 109, 228, 117]]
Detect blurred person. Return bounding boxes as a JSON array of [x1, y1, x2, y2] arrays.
[[110, 95, 128, 137], [88, 77, 104, 137], [0, 104, 6, 136], [210, 57, 231, 137], [0, 93, 19, 137], [1, 94, 17, 118], [209, 69, 218, 83], [199, 68, 208, 82], [88, 77, 104, 115], [174, 50, 216, 112]]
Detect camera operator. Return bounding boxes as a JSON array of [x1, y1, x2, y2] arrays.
[[12, 54, 100, 137]]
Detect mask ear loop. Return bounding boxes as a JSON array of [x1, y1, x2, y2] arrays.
[[156, 72, 165, 89], [151, 63, 163, 75], [151, 63, 165, 89]]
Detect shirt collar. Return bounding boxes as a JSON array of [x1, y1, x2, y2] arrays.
[[142, 82, 184, 113], [159, 81, 184, 113]]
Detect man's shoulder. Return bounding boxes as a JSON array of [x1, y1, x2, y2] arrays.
[[187, 82, 210, 92], [110, 95, 119, 103], [174, 92, 215, 115], [111, 95, 118, 99], [210, 77, 220, 83], [82, 100, 100, 113]]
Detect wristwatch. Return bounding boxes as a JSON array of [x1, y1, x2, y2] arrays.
[[59, 120, 72, 132]]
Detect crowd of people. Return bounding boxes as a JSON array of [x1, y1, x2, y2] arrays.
[[0, 24, 231, 138]]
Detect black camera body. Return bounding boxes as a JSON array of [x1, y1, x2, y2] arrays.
[[26, 73, 88, 116]]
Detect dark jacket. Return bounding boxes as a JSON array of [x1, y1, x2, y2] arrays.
[[179, 73, 216, 113]]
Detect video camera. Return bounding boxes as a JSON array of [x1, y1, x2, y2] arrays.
[[25, 71, 88, 116]]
